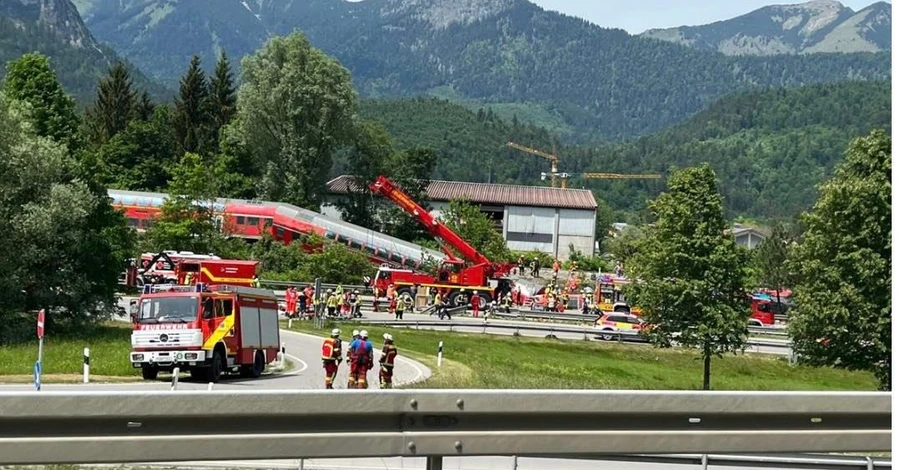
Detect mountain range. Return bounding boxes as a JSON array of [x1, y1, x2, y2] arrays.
[[62, 0, 890, 141], [0, 0, 168, 104], [642, 0, 891, 55]]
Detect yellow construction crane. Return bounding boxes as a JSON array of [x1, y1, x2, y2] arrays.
[[506, 141, 561, 188], [506, 141, 663, 188]]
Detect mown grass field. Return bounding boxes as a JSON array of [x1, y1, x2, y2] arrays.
[[0, 323, 138, 380], [285, 320, 877, 390]]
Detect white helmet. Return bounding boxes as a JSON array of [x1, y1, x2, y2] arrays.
[[360, 330, 369, 338], [352, 329, 360, 337], [384, 333, 393, 342], [331, 328, 340, 337]]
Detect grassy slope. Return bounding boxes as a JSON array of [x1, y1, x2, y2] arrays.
[[287, 321, 876, 390], [0, 323, 136, 378]]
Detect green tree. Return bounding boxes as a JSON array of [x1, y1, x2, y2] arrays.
[[382, 146, 438, 242], [3, 53, 81, 151], [336, 120, 392, 228], [96, 106, 175, 191], [603, 225, 644, 263], [84, 62, 136, 147], [173, 55, 212, 156], [752, 223, 794, 303], [627, 164, 749, 390], [209, 51, 236, 141], [788, 130, 891, 390], [0, 93, 135, 341], [593, 198, 616, 253], [439, 199, 510, 261], [142, 152, 225, 254], [135, 90, 156, 121], [234, 31, 357, 209]]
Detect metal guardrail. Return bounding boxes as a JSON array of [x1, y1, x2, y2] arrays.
[[0, 390, 890, 465], [492, 310, 789, 337], [592, 453, 891, 469], [262, 279, 368, 291], [354, 319, 793, 350]]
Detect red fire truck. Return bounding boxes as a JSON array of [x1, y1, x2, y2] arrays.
[[126, 252, 259, 288], [368, 176, 515, 308], [130, 283, 281, 382]]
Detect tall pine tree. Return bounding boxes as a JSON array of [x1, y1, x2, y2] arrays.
[[135, 90, 156, 121], [209, 51, 236, 141], [173, 55, 212, 156], [84, 62, 136, 148]]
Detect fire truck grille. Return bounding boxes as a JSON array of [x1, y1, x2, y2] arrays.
[[132, 329, 202, 348]]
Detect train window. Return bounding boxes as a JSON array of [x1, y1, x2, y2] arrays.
[[128, 218, 139, 227], [275, 227, 284, 238], [248, 217, 260, 225], [236, 216, 246, 225]]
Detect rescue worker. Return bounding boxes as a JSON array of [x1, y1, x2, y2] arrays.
[[395, 294, 407, 320], [372, 286, 381, 312], [347, 329, 361, 388], [379, 333, 398, 389], [388, 291, 397, 317], [431, 289, 442, 317], [350, 330, 374, 389], [298, 287, 308, 318], [321, 329, 343, 389], [251, 275, 261, 288], [348, 290, 361, 318], [285, 287, 297, 318], [559, 291, 570, 312], [183, 272, 194, 286], [517, 255, 525, 275], [502, 291, 512, 313], [335, 284, 344, 297], [326, 289, 338, 317], [470, 291, 481, 318]]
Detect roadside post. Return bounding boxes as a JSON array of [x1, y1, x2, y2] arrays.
[[83, 348, 90, 383], [437, 340, 443, 367], [35, 309, 45, 391]]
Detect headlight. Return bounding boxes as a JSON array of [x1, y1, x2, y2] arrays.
[[132, 354, 144, 361], [185, 353, 198, 360]]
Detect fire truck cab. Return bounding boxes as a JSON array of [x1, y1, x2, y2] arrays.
[[130, 283, 281, 382]]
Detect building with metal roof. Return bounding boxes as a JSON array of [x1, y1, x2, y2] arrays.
[[323, 176, 599, 258]]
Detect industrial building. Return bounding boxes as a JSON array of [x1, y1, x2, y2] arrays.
[[323, 176, 599, 258]]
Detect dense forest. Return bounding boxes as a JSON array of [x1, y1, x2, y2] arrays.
[[360, 81, 891, 221], [72, 0, 891, 141]]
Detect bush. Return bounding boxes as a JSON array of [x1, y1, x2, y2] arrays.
[[566, 244, 610, 272], [253, 235, 374, 285], [509, 250, 555, 267]]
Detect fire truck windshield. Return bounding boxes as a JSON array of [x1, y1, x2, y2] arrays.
[[139, 297, 199, 324]]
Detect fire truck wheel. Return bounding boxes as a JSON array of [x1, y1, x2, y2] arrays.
[[240, 350, 265, 378], [449, 291, 468, 308], [141, 366, 159, 380], [205, 347, 224, 383]]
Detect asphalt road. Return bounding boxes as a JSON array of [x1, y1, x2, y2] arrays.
[[0, 328, 431, 392]]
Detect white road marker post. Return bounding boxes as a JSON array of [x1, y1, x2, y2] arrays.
[[278, 342, 286, 369], [83, 348, 90, 384], [437, 341, 443, 367], [207, 382, 214, 391], [288, 317, 293, 329], [171, 367, 180, 391]]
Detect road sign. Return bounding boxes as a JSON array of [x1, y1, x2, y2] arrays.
[[33, 361, 41, 391], [36, 309, 45, 339]]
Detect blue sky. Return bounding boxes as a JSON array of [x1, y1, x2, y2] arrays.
[[530, 0, 890, 33]]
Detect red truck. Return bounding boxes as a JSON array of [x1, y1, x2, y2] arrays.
[[368, 176, 515, 308], [130, 283, 280, 382]]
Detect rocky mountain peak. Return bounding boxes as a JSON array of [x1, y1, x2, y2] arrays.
[[3, 0, 97, 48], [380, 0, 516, 29]]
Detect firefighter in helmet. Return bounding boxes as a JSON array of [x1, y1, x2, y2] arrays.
[[350, 330, 374, 389], [379, 333, 398, 389], [321, 328, 342, 389], [347, 329, 361, 388]]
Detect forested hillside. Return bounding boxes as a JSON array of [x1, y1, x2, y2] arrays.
[[0, 1, 167, 105], [359, 81, 891, 221], [573, 81, 892, 220], [71, 0, 891, 141]]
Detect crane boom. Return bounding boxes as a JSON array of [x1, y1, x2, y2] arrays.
[[369, 176, 492, 266], [506, 142, 558, 162], [582, 173, 663, 180]]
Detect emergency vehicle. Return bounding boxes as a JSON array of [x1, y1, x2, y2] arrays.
[[594, 312, 647, 341], [368, 176, 516, 308], [126, 252, 259, 288], [129, 283, 281, 382]]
